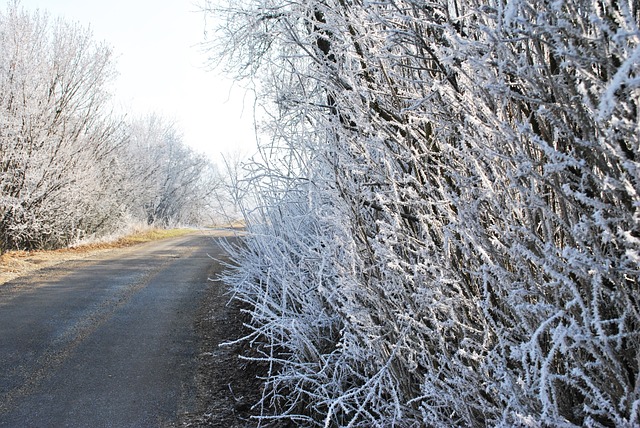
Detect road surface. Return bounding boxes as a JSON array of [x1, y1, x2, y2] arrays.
[[0, 232, 234, 427]]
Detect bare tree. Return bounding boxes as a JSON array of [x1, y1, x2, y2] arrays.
[[0, 4, 223, 252]]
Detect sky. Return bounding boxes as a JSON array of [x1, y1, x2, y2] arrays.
[[15, 0, 258, 163]]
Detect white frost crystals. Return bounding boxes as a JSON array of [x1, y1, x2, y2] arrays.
[[0, 4, 121, 251], [0, 3, 221, 252], [210, 0, 640, 426]]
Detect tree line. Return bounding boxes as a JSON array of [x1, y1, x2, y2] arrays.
[[0, 3, 220, 253], [208, 0, 639, 426]]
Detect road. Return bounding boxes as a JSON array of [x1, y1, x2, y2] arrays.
[[0, 232, 234, 427]]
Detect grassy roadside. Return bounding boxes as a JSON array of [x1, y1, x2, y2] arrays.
[[0, 228, 195, 286], [83, 228, 195, 249]]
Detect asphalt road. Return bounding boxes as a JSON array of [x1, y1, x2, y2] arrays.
[[0, 232, 231, 427]]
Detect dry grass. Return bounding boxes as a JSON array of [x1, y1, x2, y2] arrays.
[[104, 228, 194, 247], [0, 228, 195, 286], [206, 220, 246, 229]]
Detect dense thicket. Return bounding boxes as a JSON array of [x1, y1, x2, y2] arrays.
[[208, 0, 640, 426], [0, 4, 219, 252]]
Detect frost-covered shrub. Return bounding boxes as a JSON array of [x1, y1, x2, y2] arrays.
[[0, 4, 222, 252], [212, 0, 640, 426], [0, 5, 127, 251], [124, 114, 222, 227]]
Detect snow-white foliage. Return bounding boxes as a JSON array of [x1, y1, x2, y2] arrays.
[[125, 114, 221, 227], [0, 4, 221, 251], [210, 0, 640, 426], [0, 4, 123, 250]]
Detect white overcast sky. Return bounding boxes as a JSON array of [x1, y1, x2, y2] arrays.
[[15, 0, 257, 163]]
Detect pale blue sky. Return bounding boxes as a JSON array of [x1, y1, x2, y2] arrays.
[[13, 0, 256, 162]]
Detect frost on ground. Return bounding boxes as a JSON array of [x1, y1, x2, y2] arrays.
[[206, 0, 640, 426]]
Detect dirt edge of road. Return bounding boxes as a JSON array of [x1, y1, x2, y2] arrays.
[[177, 237, 270, 428], [181, 280, 267, 426]]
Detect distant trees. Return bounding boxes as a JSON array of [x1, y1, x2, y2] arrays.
[[208, 0, 640, 426], [0, 3, 220, 253], [126, 114, 221, 227]]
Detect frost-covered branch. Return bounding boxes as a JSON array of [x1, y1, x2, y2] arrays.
[[208, 0, 639, 425]]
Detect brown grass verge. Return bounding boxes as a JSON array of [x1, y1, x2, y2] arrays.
[[0, 228, 195, 286]]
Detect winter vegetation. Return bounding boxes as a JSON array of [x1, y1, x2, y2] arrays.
[[0, 3, 222, 253], [206, 0, 640, 426]]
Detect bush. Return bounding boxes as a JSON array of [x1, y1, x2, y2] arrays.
[[212, 0, 640, 426]]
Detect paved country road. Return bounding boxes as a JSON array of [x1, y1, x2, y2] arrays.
[[0, 231, 238, 427]]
